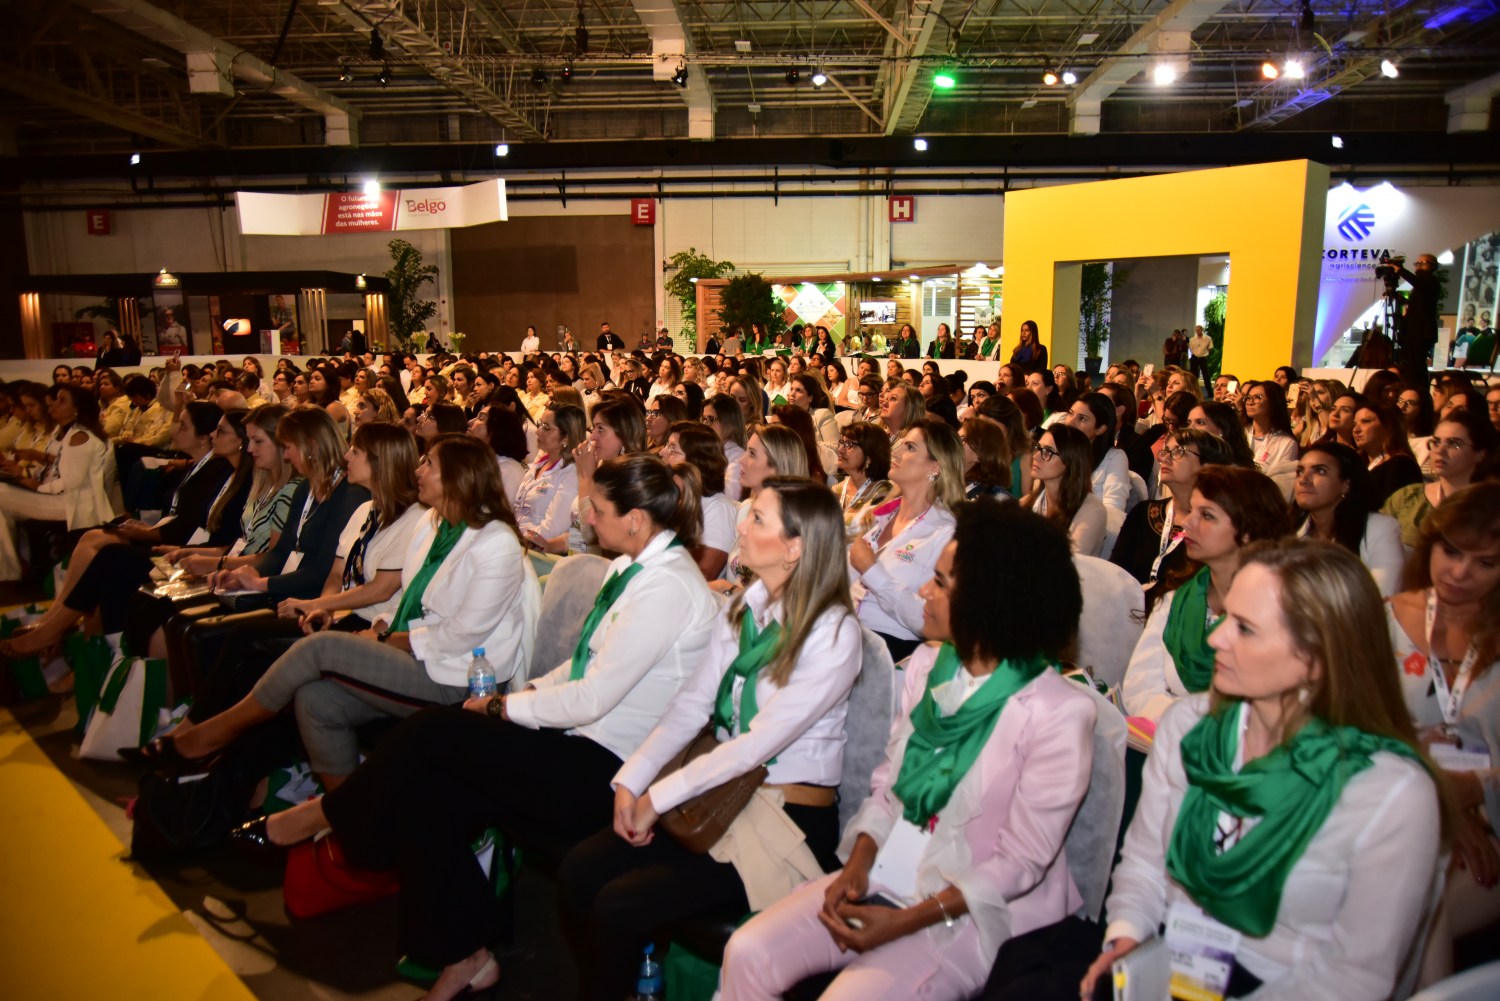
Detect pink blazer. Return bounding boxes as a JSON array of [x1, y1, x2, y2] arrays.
[[841, 643, 1095, 958]]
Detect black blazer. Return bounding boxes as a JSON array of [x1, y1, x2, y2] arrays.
[[257, 477, 371, 599], [156, 456, 234, 547]]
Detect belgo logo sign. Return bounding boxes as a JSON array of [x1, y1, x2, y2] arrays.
[[405, 198, 448, 214], [1337, 203, 1376, 242]]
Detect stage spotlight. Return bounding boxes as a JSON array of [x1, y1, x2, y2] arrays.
[[495, 143, 509, 157], [913, 137, 928, 151], [1299, 0, 1315, 33], [376, 63, 390, 86], [1284, 58, 1305, 79], [672, 63, 689, 87], [786, 68, 800, 84], [1061, 70, 1077, 85], [531, 67, 549, 86], [1380, 59, 1398, 78], [1261, 61, 1279, 79], [1153, 63, 1177, 85], [1043, 70, 1059, 86], [562, 63, 574, 82], [811, 68, 828, 87], [932, 69, 956, 89]]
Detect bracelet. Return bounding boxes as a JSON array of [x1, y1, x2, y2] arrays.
[[486, 695, 505, 718], [929, 894, 955, 928]]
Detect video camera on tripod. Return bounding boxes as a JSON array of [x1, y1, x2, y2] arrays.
[[1375, 253, 1406, 297]]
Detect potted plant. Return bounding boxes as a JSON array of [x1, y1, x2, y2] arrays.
[[1078, 262, 1118, 379], [1202, 291, 1226, 380], [716, 273, 787, 346], [385, 238, 439, 353]]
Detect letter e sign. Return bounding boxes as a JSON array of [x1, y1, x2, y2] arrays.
[[86, 209, 112, 236], [888, 196, 915, 223], [631, 199, 656, 226]]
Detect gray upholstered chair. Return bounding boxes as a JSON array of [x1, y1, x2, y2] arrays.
[[1064, 685, 1128, 924], [1073, 554, 1144, 691], [838, 626, 896, 833], [525, 553, 611, 684]]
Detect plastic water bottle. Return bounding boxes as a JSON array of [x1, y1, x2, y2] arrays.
[[633, 942, 663, 1001], [467, 648, 496, 699]]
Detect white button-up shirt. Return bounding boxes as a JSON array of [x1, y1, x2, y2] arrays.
[[850, 499, 957, 641]]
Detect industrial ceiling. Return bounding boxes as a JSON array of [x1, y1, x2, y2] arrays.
[[0, 0, 1496, 171]]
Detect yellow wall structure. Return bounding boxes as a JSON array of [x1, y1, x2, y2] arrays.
[[1001, 160, 1330, 378]]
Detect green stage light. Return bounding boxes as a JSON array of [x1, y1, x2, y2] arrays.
[[933, 70, 957, 90]]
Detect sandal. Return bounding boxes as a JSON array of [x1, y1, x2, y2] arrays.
[[117, 735, 222, 776]]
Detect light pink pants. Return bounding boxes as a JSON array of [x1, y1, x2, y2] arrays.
[[720, 872, 993, 1001]]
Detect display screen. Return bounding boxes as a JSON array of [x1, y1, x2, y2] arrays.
[[860, 300, 897, 325]]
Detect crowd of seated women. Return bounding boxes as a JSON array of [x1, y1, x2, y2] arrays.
[[1, 340, 1498, 1001]]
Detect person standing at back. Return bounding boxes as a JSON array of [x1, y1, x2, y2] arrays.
[[1187, 325, 1213, 386]]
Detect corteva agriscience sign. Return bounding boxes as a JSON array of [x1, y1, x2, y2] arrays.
[[236, 179, 507, 236]]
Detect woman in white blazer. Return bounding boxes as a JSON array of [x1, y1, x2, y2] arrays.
[[136, 435, 539, 790], [512, 404, 584, 545], [1291, 441, 1405, 597], [1084, 540, 1446, 1001], [0, 384, 117, 580], [233, 454, 721, 1001]]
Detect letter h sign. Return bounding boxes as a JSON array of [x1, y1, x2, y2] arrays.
[[888, 196, 916, 223]]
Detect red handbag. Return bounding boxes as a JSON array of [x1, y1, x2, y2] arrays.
[[283, 833, 400, 918]]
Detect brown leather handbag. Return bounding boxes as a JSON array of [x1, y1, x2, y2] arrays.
[[655, 726, 768, 853]]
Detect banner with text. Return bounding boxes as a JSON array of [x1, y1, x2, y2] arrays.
[[237, 179, 507, 236]]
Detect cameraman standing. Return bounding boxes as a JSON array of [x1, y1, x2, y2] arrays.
[[1389, 252, 1440, 388]]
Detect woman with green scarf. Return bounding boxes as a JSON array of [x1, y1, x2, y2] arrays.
[[720, 499, 1100, 1001], [1121, 466, 1288, 724], [1082, 539, 1449, 1001], [560, 477, 862, 1001]]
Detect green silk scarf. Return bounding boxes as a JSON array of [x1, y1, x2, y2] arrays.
[[389, 518, 466, 633], [891, 643, 1048, 826], [1163, 566, 1221, 693], [710, 612, 784, 733], [1166, 706, 1422, 936]]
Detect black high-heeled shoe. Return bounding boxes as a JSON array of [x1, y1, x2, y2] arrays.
[[227, 815, 286, 862], [117, 735, 221, 776]]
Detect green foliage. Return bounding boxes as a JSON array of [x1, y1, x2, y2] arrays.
[[664, 247, 735, 338], [385, 239, 440, 352], [1079, 263, 1119, 358], [74, 297, 150, 326], [1202, 291, 1228, 380], [715, 273, 787, 342]]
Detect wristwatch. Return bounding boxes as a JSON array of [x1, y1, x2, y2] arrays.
[[486, 695, 505, 718]]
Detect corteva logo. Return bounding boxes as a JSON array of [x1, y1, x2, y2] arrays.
[[1337, 203, 1375, 241], [405, 198, 448, 214]]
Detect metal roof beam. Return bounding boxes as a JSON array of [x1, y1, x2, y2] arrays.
[[74, 0, 360, 145], [631, 0, 715, 140]]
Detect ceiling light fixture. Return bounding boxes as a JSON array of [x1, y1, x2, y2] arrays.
[[1078, 32, 1099, 45], [129, 152, 141, 166], [562, 63, 574, 82], [495, 143, 509, 156], [1062, 70, 1077, 85], [913, 137, 928, 151], [1380, 58, 1399, 78], [1284, 58, 1306, 79], [1153, 63, 1177, 85], [1043, 70, 1059, 86], [786, 68, 800, 84], [1331, 134, 1344, 149], [376, 63, 391, 86], [811, 68, 828, 87], [932, 68, 956, 89], [362, 179, 381, 196], [671, 62, 689, 87], [1299, 0, 1315, 33], [531, 67, 549, 86], [338, 61, 353, 83], [1261, 61, 1279, 79]]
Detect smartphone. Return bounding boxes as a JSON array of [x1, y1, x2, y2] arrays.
[[844, 893, 903, 929], [1225, 379, 1239, 395], [1142, 363, 1155, 379]]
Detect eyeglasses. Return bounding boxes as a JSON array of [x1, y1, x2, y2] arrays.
[[659, 442, 683, 457], [1396, 398, 1420, 411], [701, 414, 720, 425], [535, 422, 554, 432], [1031, 442, 1060, 461], [836, 439, 860, 452], [1161, 445, 1201, 460], [1243, 393, 1267, 403], [1427, 437, 1469, 453]]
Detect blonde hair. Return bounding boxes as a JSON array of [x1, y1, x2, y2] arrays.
[[730, 375, 767, 424], [749, 423, 810, 480], [352, 422, 419, 525], [279, 406, 346, 498], [244, 405, 293, 511], [910, 420, 966, 510], [359, 388, 401, 425]]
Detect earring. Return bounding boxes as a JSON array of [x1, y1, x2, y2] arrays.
[[629, 525, 637, 536], [927, 472, 937, 483], [1297, 684, 1312, 705]]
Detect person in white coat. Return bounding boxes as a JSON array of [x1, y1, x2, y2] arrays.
[[1059, 393, 1132, 538], [140, 436, 539, 791], [514, 404, 585, 549], [1084, 539, 1446, 1001], [1121, 466, 1290, 724], [1291, 442, 1405, 597], [0, 384, 116, 580]]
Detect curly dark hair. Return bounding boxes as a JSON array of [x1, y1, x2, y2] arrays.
[[950, 498, 1081, 664]]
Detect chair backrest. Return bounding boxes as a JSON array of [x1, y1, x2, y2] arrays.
[[1064, 685, 1127, 923], [837, 626, 896, 834], [834, 409, 856, 428], [1073, 555, 1145, 690], [527, 554, 612, 680], [1126, 470, 1148, 511]]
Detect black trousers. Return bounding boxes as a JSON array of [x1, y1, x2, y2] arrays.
[[185, 614, 367, 723], [321, 707, 624, 967], [874, 631, 921, 664], [558, 799, 841, 1001], [64, 542, 158, 637]]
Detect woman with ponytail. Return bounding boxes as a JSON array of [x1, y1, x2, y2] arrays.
[[560, 478, 863, 1001], [234, 453, 720, 1001], [721, 500, 1095, 1001]]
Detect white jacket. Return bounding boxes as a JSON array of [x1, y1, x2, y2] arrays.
[[401, 512, 541, 689], [36, 427, 118, 529]]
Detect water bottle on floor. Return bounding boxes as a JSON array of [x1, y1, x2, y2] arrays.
[[633, 942, 663, 1000], [467, 648, 496, 699]]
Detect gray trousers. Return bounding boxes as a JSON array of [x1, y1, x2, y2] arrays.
[[251, 631, 467, 777]]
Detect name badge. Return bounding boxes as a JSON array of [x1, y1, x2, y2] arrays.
[[185, 527, 210, 546], [867, 817, 931, 905], [1165, 900, 1241, 1001], [228, 539, 249, 557], [849, 580, 869, 607], [282, 551, 304, 573], [1428, 741, 1491, 773]]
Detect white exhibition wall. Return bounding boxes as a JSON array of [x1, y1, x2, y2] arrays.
[[20, 169, 1497, 365]]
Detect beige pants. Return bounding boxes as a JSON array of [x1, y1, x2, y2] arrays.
[[0, 485, 69, 581], [1418, 833, 1500, 988]]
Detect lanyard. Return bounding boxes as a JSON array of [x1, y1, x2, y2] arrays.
[[1426, 589, 1480, 727], [867, 501, 931, 557], [167, 451, 214, 515], [1147, 498, 1184, 583], [296, 470, 343, 541]]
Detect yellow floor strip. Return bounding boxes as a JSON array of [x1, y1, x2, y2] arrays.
[[0, 708, 258, 1001]]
